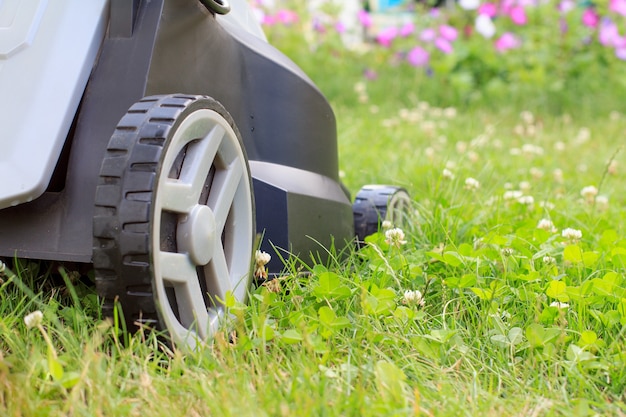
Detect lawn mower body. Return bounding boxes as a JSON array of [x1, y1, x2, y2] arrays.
[[0, 0, 354, 272]]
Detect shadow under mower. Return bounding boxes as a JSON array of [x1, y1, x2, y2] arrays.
[[0, 0, 410, 349]]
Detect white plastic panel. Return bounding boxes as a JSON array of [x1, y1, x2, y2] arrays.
[[0, 0, 108, 208]]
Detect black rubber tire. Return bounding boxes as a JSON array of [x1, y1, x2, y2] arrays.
[[352, 185, 412, 243], [93, 94, 254, 347]]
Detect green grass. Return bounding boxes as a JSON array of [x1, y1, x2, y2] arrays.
[[2, 27, 626, 417]]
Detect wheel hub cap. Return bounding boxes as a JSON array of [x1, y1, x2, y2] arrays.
[[178, 204, 216, 266]]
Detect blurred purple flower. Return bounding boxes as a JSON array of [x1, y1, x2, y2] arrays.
[[420, 28, 436, 42], [363, 68, 378, 80], [478, 3, 498, 17], [582, 8, 599, 28], [276, 9, 298, 25], [495, 32, 521, 52], [312, 17, 326, 33], [509, 6, 527, 25], [377, 27, 399, 47], [610, 0, 626, 16], [358, 10, 372, 28], [400, 22, 415, 37], [439, 25, 458, 42], [407, 46, 430, 67], [435, 37, 454, 54]]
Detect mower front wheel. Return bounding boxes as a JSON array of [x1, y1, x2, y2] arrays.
[[93, 94, 255, 349]]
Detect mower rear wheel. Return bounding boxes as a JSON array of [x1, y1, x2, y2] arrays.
[[352, 185, 412, 242], [93, 94, 254, 349]]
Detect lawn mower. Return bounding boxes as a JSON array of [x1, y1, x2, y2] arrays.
[[0, 0, 410, 349]]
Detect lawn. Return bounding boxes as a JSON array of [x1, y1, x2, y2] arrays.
[[2, 1, 626, 416]]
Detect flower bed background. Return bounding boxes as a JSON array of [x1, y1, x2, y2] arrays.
[[253, 0, 626, 114]]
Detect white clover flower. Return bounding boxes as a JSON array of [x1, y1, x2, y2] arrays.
[[442, 168, 455, 180], [562, 228, 582, 242], [554, 141, 566, 152], [254, 250, 272, 280], [385, 227, 407, 247], [575, 127, 591, 145], [553, 168, 564, 183], [402, 289, 425, 307], [539, 201, 556, 210], [501, 248, 514, 257], [529, 167, 544, 179], [550, 301, 569, 310], [595, 195, 609, 211], [520, 110, 535, 125], [456, 141, 468, 154], [503, 190, 523, 201], [424, 147, 435, 158], [464, 177, 480, 190], [519, 181, 531, 192], [517, 195, 535, 206], [381, 220, 393, 230], [468, 151, 479, 163], [608, 160, 618, 175], [543, 255, 556, 264], [537, 219, 558, 233], [24, 310, 43, 329], [443, 107, 457, 118], [509, 148, 522, 156], [580, 185, 598, 203]]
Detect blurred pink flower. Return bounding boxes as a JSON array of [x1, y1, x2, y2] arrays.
[[495, 32, 521, 52], [358, 10, 372, 28], [400, 22, 415, 37], [599, 19, 619, 46], [276, 9, 298, 25], [377, 27, 399, 47], [420, 28, 436, 42], [610, 0, 626, 16], [335, 21, 346, 33], [435, 37, 454, 54], [582, 8, 599, 28], [439, 25, 458, 42], [407, 46, 430, 67], [262, 15, 277, 26], [509, 6, 527, 25], [616, 47, 626, 60], [478, 3, 498, 17]]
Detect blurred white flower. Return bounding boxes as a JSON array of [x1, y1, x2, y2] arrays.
[[501, 248, 514, 256], [580, 185, 598, 203], [537, 219, 557, 233], [465, 177, 480, 190], [459, 0, 480, 9], [475, 14, 496, 38], [562, 228, 582, 242], [382, 220, 393, 229], [517, 195, 535, 206], [595, 195, 609, 211], [542, 255, 556, 264], [402, 289, 425, 307], [503, 190, 523, 200], [385, 228, 407, 247], [24, 310, 43, 329], [443, 168, 455, 180], [550, 301, 569, 310]]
